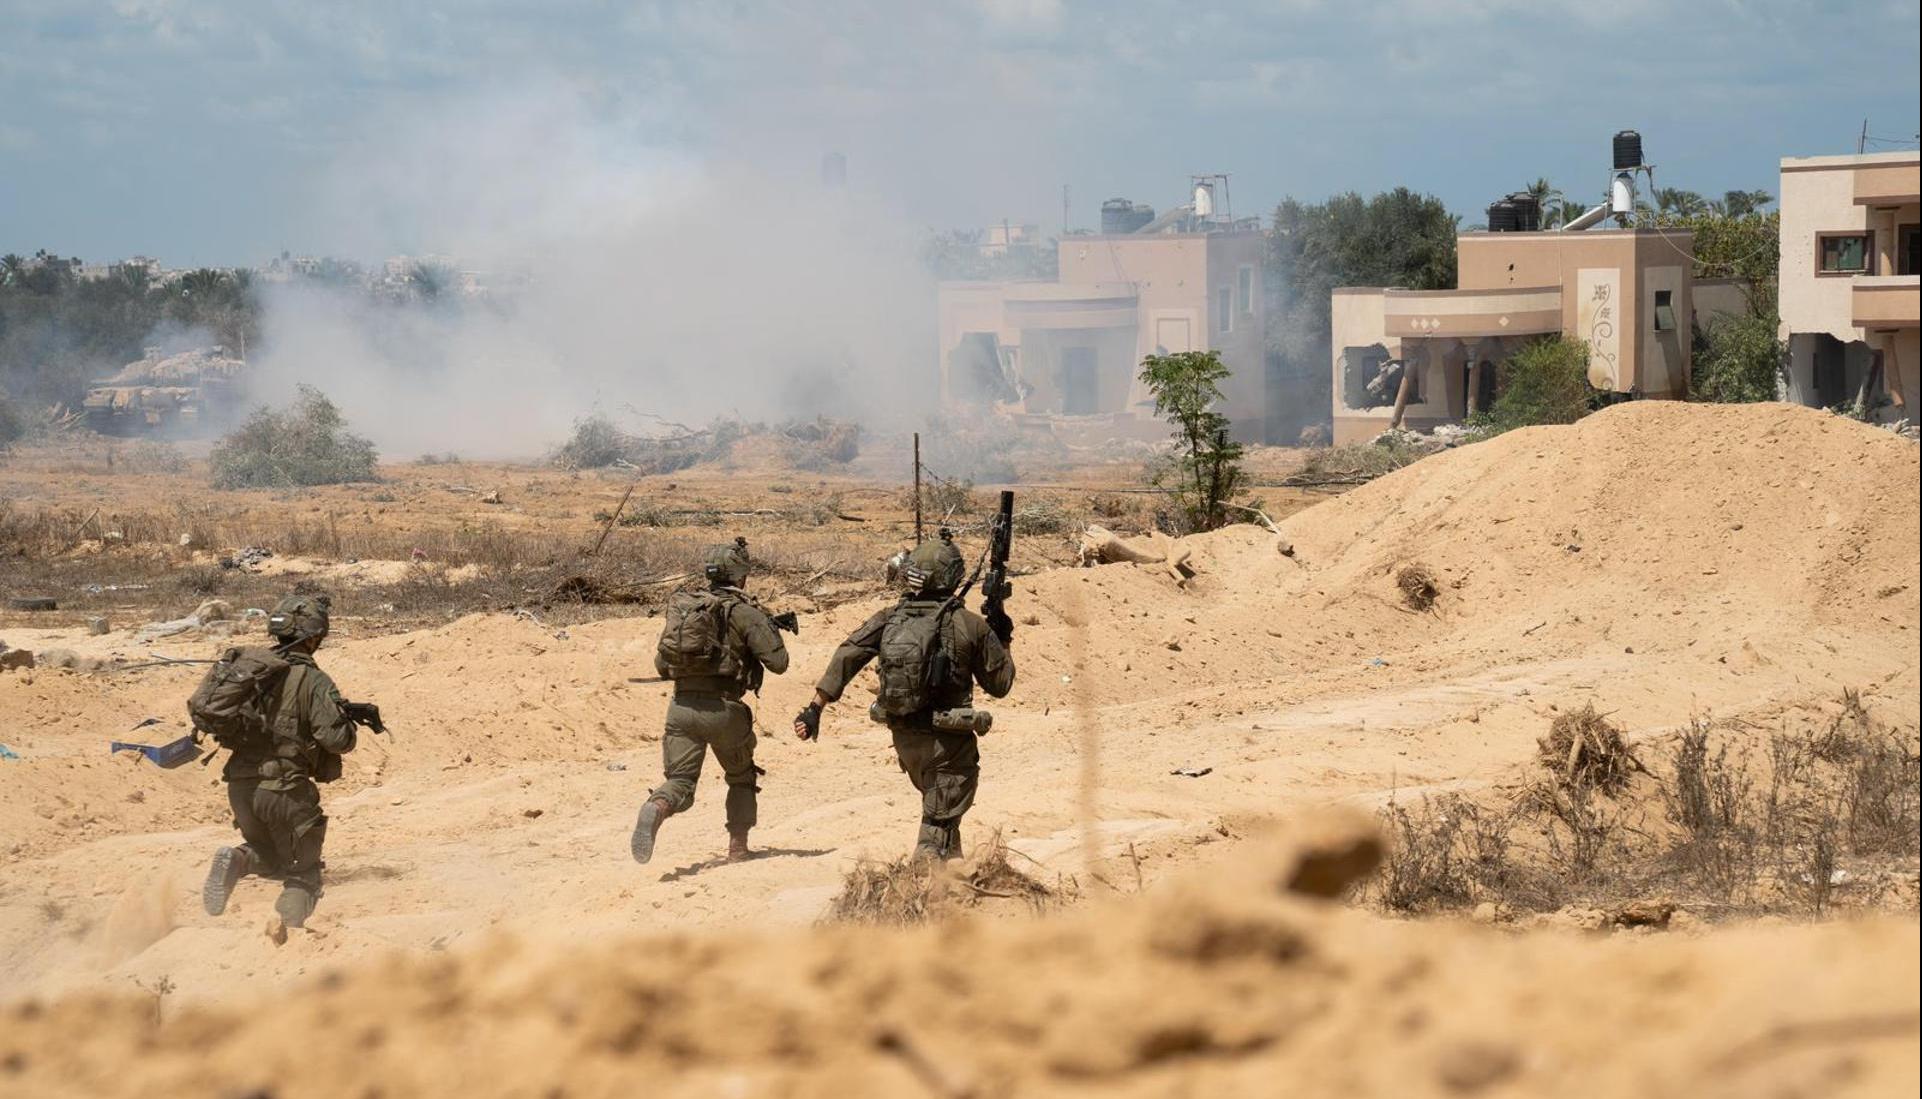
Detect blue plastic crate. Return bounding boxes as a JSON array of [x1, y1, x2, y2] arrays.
[[110, 734, 200, 768]]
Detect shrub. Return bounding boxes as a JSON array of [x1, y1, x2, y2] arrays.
[[1693, 306, 1784, 403], [209, 386, 378, 489], [551, 414, 631, 471], [1470, 336, 1598, 437]]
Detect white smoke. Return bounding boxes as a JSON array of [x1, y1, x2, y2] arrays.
[[250, 82, 941, 458]]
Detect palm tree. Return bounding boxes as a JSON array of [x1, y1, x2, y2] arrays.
[[0, 254, 23, 287]]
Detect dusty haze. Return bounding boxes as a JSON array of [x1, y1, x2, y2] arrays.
[[249, 82, 949, 459]]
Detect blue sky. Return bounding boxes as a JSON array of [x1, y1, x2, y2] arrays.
[[2, 0, 1917, 268]]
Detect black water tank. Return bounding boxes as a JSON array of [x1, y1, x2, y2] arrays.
[[1123, 203, 1155, 232], [1613, 130, 1643, 171], [1101, 198, 1133, 235], [1486, 199, 1518, 232], [1508, 192, 1542, 232]]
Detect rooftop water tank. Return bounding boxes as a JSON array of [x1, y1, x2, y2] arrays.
[[1613, 130, 1643, 171], [1486, 199, 1519, 232]]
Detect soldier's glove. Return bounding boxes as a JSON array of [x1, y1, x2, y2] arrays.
[[771, 611, 800, 635], [342, 701, 387, 735], [794, 703, 822, 742], [986, 606, 1015, 648]]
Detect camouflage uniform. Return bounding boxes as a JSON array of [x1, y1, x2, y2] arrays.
[[813, 544, 1015, 859], [633, 542, 789, 864], [649, 601, 788, 827], [206, 596, 357, 927]]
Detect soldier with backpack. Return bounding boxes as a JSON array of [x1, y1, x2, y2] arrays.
[[792, 533, 1015, 861], [631, 538, 794, 865], [194, 593, 363, 929]]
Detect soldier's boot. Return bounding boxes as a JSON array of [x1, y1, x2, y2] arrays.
[[630, 797, 675, 865], [202, 845, 255, 916], [274, 884, 317, 929], [726, 827, 752, 863]]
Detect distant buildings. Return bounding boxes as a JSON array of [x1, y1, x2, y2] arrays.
[[936, 181, 1268, 442], [1777, 151, 1920, 419]]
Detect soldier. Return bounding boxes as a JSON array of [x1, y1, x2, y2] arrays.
[[201, 593, 358, 929], [793, 536, 1014, 860], [632, 539, 791, 865]]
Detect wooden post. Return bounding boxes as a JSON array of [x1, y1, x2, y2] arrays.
[[590, 483, 636, 557], [913, 432, 924, 542]]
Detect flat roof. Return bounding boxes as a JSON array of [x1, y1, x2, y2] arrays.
[[1780, 151, 1920, 171], [1458, 227, 1692, 241]]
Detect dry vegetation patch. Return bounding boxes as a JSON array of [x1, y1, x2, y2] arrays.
[[827, 831, 1062, 924], [1371, 692, 1921, 921]]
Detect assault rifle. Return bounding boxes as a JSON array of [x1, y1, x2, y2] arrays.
[[982, 490, 1015, 645], [341, 701, 389, 737]]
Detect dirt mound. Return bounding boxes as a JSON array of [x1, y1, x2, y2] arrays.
[[3, 818, 1913, 1099], [1279, 402, 1918, 631]]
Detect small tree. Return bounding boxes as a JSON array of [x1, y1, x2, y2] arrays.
[[1694, 308, 1785, 403], [210, 385, 379, 488], [1138, 350, 1246, 531], [0, 386, 25, 449], [1471, 337, 1598, 437]]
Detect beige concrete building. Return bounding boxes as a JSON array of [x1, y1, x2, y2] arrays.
[[1329, 228, 1702, 443], [1778, 151, 1920, 418], [937, 229, 1267, 441]]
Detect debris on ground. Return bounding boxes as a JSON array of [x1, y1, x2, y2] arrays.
[[6, 597, 58, 612], [1536, 703, 1644, 794], [828, 830, 1056, 924], [1077, 525, 1195, 586], [220, 546, 273, 571], [1396, 563, 1439, 611], [1172, 767, 1213, 778], [0, 644, 32, 672], [135, 599, 239, 641]]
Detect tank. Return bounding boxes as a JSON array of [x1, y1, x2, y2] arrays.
[[1507, 192, 1542, 232], [80, 347, 246, 437], [1613, 130, 1643, 171], [1486, 199, 1519, 232], [1610, 172, 1636, 216], [1193, 180, 1215, 220], [1101, 198, 1134, 235], [1123, 202, 1155, 232]]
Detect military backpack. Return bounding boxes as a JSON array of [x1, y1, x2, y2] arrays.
[[875, 601, 954, 718], [186, 646, 292, 754], [657, 590, 743, 680]]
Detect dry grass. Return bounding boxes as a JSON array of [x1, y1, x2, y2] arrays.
[[1536, 704, 1644, 796], [827, 830, 1059, 925], [1395, 563, 1438, 611], [1370, 692, 1921, 922]]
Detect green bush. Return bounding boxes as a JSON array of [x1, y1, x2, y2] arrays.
[[1693, 306, 1784, 404], [1470, 336, 1598, 437], [551, 414, 631, 471], [209, 385, 379, 489]]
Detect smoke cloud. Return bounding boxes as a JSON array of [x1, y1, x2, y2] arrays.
[[250, 82, 943, 459]]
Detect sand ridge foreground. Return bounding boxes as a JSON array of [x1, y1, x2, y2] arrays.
[[1, 401, 1917, 1095]]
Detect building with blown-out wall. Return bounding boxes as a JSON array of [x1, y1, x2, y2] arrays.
[[1777, 151, 1920, 419]]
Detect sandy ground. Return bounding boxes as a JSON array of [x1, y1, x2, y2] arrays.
[[0, 401, 1917, 1096]]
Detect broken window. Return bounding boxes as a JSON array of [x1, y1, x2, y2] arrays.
[[1819, 233, 1871, 274], [1653, 289, 1675, 332], [1341, 345, 1415, 409]]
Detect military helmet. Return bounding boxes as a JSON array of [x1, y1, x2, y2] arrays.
[[268, 593, 331, 642], [903, 537, 965, 597], [703, 537, 752, 588]]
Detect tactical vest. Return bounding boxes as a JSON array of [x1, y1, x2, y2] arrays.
[[875, 600, 962, 718]]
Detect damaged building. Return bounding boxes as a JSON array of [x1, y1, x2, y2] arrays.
[[936, 177, 1268, 442], [1328, 131, 1742, 443], [1777, 150, 1919, 419]]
